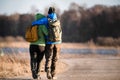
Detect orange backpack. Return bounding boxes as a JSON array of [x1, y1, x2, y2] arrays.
[[25, 25, 38, 42]]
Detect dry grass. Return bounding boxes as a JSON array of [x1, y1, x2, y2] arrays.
[[0, 54, 30, 78], [0, 53, 67, 78], [0, 42, 29, 48], [96, 37, 120, 46], [0, 36, 25, 42]]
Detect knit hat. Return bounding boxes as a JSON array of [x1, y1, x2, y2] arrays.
[[48, 7, 55, 14]]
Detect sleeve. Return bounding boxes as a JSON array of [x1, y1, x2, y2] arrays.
[[32, 17, 48, 26], [42, 26, 48, 36], [42, 26, 48, 41]]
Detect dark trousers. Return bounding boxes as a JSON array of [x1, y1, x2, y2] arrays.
[[45, 44, 61, 76], [29, 45, 45, 75]]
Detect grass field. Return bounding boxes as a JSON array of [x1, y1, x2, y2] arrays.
[[0, 42, 120, 78]]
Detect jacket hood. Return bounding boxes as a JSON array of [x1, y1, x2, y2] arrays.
[[47, 13, 57, 20], [35, 13, 45, 20]]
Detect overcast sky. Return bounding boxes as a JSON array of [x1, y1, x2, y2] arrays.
[[0, 0, 120, 15]]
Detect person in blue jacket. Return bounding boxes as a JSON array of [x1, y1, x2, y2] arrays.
[[32, 7, 62, 79]]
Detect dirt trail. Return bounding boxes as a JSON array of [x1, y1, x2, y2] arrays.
[[1, 57, 120, 80], [58, 58, 120, 80]]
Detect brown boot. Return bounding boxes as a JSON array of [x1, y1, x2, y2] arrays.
[[47, 71, 52, 79], [37, 75, 41, 80], [51, 72, 57, 80]]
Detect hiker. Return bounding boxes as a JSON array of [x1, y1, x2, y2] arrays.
[[29, 13, 48, 79], [32, 7, 62, 79]]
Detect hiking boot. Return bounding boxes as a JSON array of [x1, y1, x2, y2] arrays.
[[32, 73, 37, 79], [51, 74, 57, 80], [47, 71, 52, 79], [37, 75, 41, 80], [51, 72, 57, 80], [32, 71, 37, 79]]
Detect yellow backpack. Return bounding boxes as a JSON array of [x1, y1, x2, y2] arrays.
[[25, 25, 38, 42]]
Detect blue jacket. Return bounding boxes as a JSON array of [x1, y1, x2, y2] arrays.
[[32, 13, 62, 44]]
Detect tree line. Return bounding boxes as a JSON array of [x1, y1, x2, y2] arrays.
[[61, 3, 120, 43], [0, 14, 34, 37], [0, 3, 120, 44]]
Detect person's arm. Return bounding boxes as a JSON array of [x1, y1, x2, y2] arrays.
[[42, 26, 48, 42], [42, 26, 48, 36], [32, 17, 48, 26]]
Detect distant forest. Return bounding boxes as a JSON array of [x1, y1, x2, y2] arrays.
[[0, 3, 120, 44]]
